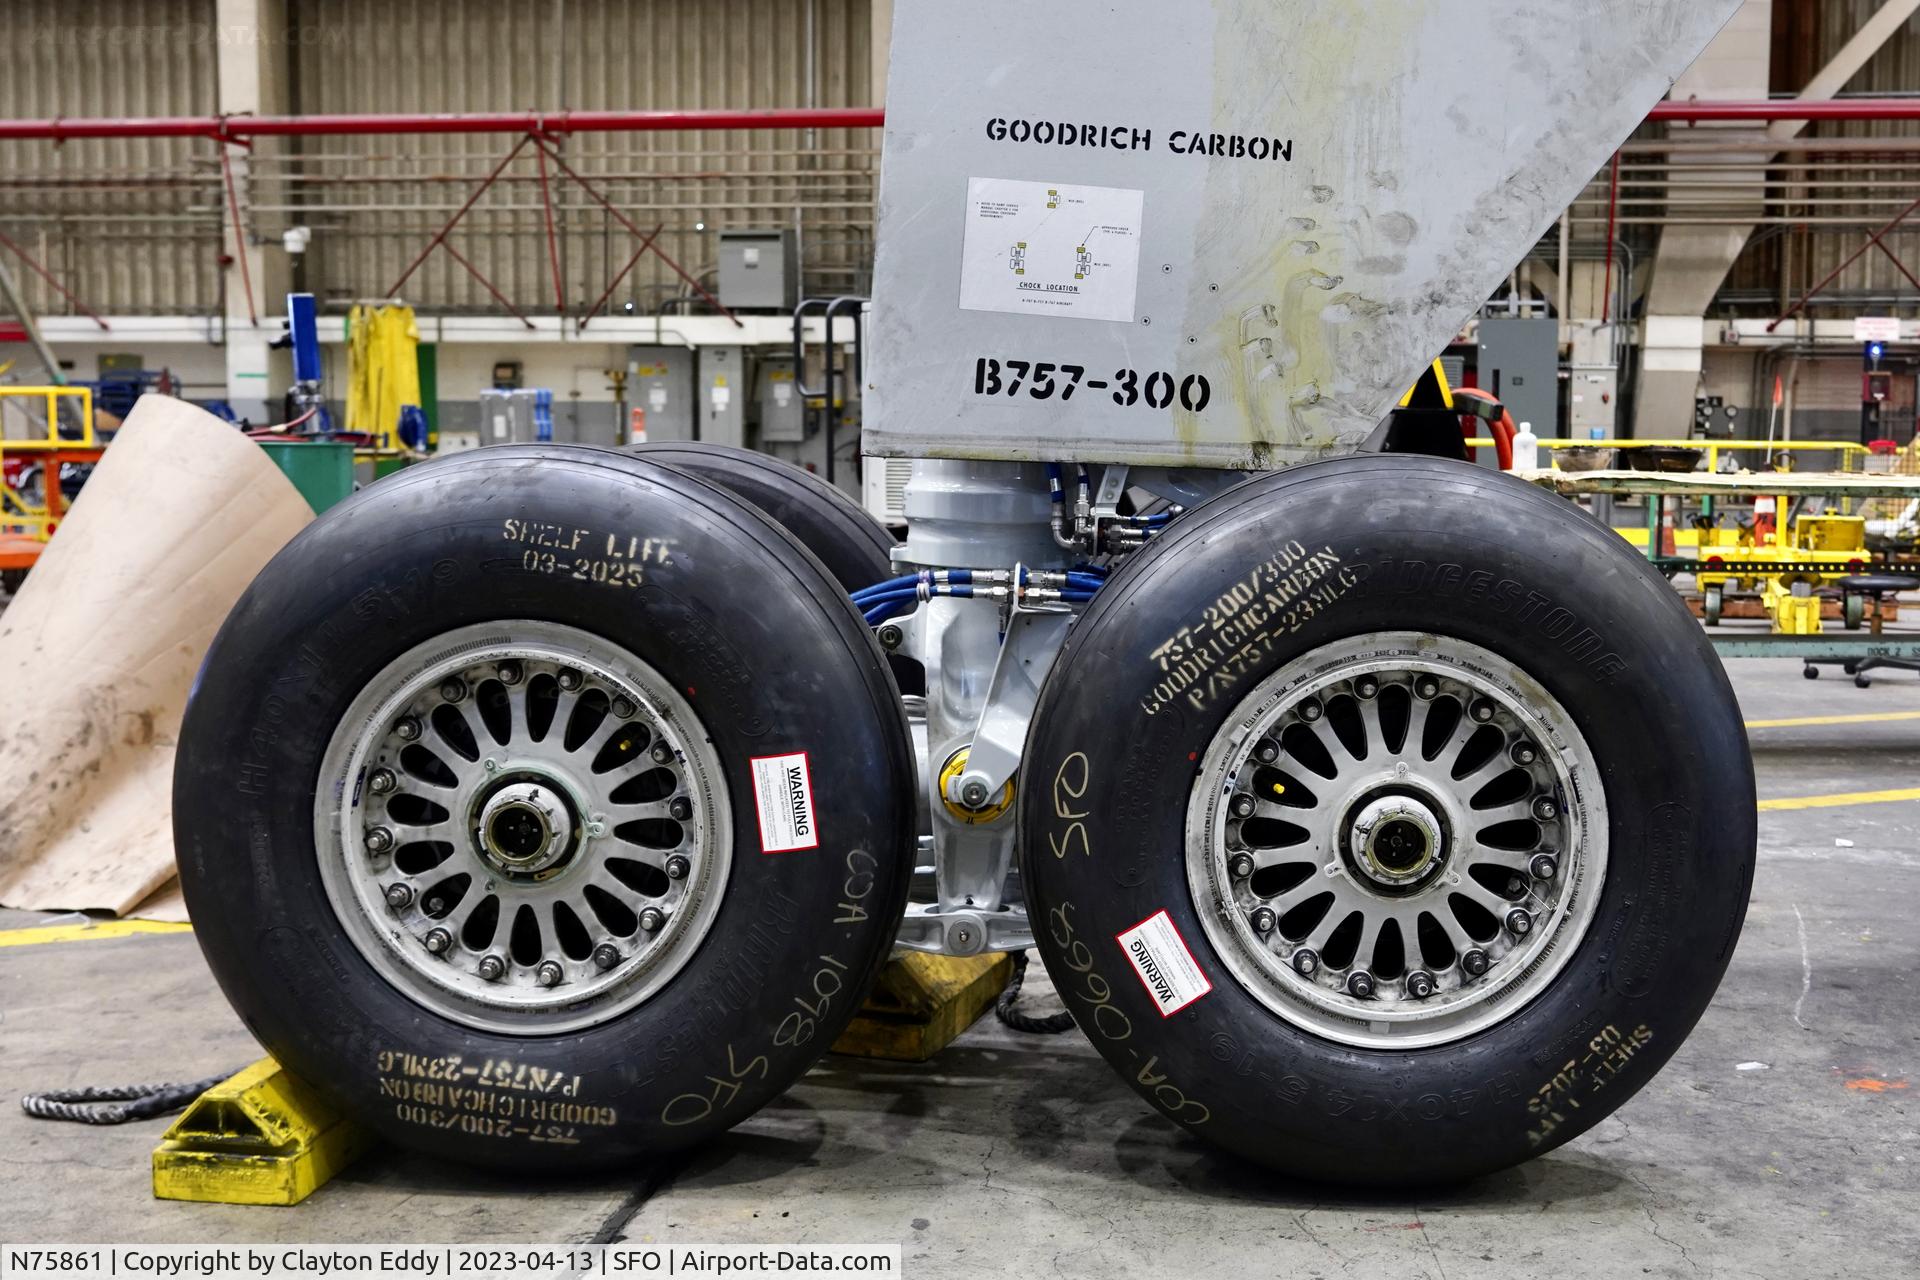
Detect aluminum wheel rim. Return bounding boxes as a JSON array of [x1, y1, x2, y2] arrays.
[[1185, 631, 1606, 1049], [316, 621, 730, 1034]]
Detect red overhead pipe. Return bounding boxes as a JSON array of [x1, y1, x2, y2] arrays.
[[4, 102, 1920, 142], [0, 108, 886, 142]]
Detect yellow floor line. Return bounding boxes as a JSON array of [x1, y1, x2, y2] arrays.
[[1758, 787, 1920, 813], [0, 919, 193, 948], [1746, 710, 1920, 729]]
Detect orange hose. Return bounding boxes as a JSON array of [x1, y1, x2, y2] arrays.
[[1452, 388, 1516, 470]]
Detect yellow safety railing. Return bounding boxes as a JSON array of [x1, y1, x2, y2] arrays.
[[1466, 436, 1871, 471], [0, 386, 99, 541]]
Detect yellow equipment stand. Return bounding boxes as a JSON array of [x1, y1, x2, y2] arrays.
[[831, 951, 1014, 1063], [152, 1059, 373, 1206]]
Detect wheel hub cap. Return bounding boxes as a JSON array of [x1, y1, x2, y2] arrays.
[[1347, 792, 1445, 889], [476, 778, 575, 876]]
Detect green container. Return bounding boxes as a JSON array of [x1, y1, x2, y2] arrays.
[[258, 439, 355, 514]]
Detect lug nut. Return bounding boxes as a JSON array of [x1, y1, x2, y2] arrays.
[[369, 768, 397, 795], [1406, 969, 1437, 999], [1249, 907, 1277, 935], [960, 780, 991, 808], [536, 960, 564, 988], [1510, 740, 1539, 766], [1347, 970, 1377, 999], [1461, 948, 1491, 977], [650, 742, 675, 765], [383, 882, 413, 909], [395, 716, 422, 741], [423, 928, 452, 955], [1253, 739, 1280, 764], [638, 907, 666, 933], [477, 954, 506, 982], [1532, 796, 1559, 821], [1354, 676, 1380, 700], [364, 826, 394, 853], [592, 943, 621, 971], [1291, 947, 1320, 976], [665, 855, 690, 880], [668, 796, 693, 821], [1529, 853, 1559, 881], [1469, 699, 1497, 724], [1228, 852, 1256, 879], [877, 624, 904, 651], [1506, 908, 1534, 937], [438, 677, 466, 703], [1298, 698, 1324, 722], [611, 696, 637, 720], [1414, 676, 1441, 700], [495, 661, 523, 685], [1231, 793, 1257, 818], [557, 668, 584, 691]]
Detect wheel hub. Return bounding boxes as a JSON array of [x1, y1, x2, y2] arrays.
[[1345, 791, 1446, 890], [314, 621, 731, 1035], [1185, 632, 1608, 1049], [475, 778, 576, 876]]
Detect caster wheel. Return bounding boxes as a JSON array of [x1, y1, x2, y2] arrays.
[[1856, 675, 1873, 689], [1803, 665, 1820, 680], [1021, 456, 1755, 1186], [1844, 592, 1865, 631], [1843, 660, 1860, 675], [1703, 584, 1723, 626]]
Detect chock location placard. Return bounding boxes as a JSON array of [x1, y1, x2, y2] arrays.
[[959, 177, 1144, 324]]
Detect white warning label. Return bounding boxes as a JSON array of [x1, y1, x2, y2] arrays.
[[1116, 910, 1212, 1016], [750, 752, 819, 853], [958, 176, 1144, 323]]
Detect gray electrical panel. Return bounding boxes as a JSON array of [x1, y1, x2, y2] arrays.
[[756, 358, 805, 443], [626, 346, 695, 443], [1477, 317, 1560, 435], [698, 345, 747, 449], [717, 230, 798, 311], [476, 388, 545, 445]]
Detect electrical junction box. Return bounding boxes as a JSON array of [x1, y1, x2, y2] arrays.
[[864, 0, 1742, 468], [718, 230, 798, 311], [1569, 367, 1618, 439], [757, 359, 806, 444], [477, 388, 548, 445], [1477, 317, 1560, 436], [699, 345, 747, 449], [626, 347, 694, 444]]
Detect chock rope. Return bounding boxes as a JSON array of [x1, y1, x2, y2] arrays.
[[20, 1072, 234, 1125], [994, 951, 1077, 1035]]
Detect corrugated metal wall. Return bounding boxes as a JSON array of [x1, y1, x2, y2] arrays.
[[0, 0, 221, 317], [281, 0, 877, 315]]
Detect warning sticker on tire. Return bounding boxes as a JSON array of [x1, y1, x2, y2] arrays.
[[1116, 910, 1212, 1016], [750, 752, 819, 853]]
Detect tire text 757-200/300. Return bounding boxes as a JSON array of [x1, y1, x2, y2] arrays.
[[974, 357, 1211, 412]]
